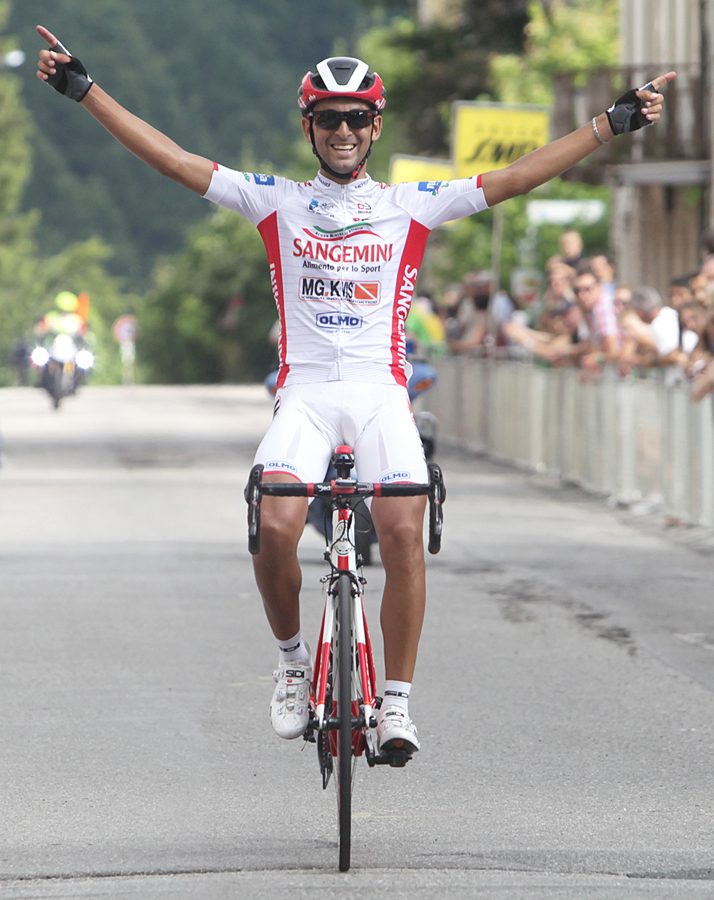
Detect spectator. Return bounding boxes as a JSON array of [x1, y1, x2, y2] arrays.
[[590, 251, 617, 303], [559, 229, 584, 269], [614, 283, 633, 315], [689, 268, 708, 307], [689, 307, 714, 401], [447, 270, 490, 353], [540, 261, 576, 319], [572, 262, 622, 372], [700, 255, 714, 304], [503, 298, 586, 366], [669, 273, 694, 311], [679, 301, 706, 358], [620, 286, 680, 377]]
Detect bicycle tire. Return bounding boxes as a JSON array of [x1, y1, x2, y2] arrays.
[[336, 571, 353, 872]]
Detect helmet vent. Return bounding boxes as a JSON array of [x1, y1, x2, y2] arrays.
[[316, 57, 369, 93]]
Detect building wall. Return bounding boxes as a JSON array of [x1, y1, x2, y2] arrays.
[[620, 0, 701, 69], [611, 182, 704, 294], [613, 0, 710, 290]]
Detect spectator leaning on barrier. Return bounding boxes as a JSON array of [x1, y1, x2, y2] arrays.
[[573, 261, 623, 372], [678, 301, 706, 359], [689, 307, 714, 401], [503, 298, 586, 367], [620, 286, 681, 380]]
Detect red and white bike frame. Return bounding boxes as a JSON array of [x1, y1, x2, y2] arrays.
[[311, 504, 377, 754]]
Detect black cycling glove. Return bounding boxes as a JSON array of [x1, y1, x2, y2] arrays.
[[606, 82, 655, 135], [46, 39, 93, 102]]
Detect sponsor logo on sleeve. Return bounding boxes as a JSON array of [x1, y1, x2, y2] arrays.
[[417, 181, 449, 195], [252, 173, 276, 186]]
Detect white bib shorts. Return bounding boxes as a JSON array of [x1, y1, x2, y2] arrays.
[[255, 382, 428, 487]]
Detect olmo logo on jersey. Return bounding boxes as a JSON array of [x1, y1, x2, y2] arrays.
[[315, 311, 364, 331], [300, 277, 380, 305]]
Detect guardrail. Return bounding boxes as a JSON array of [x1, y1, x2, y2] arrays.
[[418, 357, 714, 526]]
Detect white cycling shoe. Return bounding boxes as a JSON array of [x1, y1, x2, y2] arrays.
[[270, 660, 312, 740], [376, 705, 420, 755]]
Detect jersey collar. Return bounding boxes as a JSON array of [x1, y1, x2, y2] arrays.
[[314, 171, 374, 193]]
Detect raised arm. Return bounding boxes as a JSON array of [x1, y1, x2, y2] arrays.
[[480, 72, 677, 208], [36, 25, 214, 196]]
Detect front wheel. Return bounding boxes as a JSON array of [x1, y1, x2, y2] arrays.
[[336, 572, 353, 872]]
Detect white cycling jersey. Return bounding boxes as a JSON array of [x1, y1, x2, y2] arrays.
[[203, 167, 489, 387]]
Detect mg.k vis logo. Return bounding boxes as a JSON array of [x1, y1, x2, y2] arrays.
[[300, 277, 380, 305], [316, 311, 364, 331]]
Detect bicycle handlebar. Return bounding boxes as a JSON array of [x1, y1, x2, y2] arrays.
[[245, 461, 445, 556], [257, 480, 431, 498]]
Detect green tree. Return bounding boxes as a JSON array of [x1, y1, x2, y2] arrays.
[[138, 207, 277, 383], [490, 0, 620, 104]]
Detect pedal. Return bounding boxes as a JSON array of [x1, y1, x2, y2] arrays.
[[384, 749, 412, 768]]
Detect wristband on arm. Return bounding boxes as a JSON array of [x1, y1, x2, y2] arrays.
[[606, 82, 655, 135], [46, 39, 93, 102]]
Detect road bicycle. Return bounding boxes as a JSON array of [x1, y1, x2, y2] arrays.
[[246, 446, 445, 872]]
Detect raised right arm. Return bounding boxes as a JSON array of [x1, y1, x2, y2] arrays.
[[36, 25, 214, 196]]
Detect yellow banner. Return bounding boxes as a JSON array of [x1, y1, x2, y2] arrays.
[[452, 103, 550, 177], [389, 154, 455, 185]]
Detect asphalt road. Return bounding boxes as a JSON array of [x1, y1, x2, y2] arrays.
[[1, 384, 714, 899]]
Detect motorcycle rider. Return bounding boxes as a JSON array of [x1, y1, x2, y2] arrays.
[[34, 291, 87, 340]]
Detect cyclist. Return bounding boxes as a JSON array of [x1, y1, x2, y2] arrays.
[[36, 25, 674, 754]]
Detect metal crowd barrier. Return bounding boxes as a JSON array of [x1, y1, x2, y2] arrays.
[[417, 356, 714, 527]]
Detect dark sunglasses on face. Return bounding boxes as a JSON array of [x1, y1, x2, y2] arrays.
[[309, 109, 378, 130]]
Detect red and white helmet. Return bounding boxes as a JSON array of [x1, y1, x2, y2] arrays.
[[298, 57, 386, 114]]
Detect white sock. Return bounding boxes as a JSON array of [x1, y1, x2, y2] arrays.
[[278, 630, 310, 665], [383, 680, 411, 714]]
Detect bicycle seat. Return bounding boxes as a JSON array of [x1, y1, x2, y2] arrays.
[[332, 445, 355, 479]]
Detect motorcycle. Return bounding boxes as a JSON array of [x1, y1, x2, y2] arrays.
[[264, 356, 438, 565], [31, 333, 95, 409]]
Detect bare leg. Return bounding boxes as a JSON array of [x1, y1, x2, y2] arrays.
[[370, 495, 427, 682], [252, 474, 308, 641]]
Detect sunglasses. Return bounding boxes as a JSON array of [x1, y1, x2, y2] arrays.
[[574, 283, 597, 294], [308, 109, 378, 130]]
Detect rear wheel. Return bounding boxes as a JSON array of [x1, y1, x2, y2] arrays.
[[336, 572, 353, 872]]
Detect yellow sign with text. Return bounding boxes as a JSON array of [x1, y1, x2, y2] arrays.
[[389, 154, 455, 185], [452, 103, 550, 177]]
